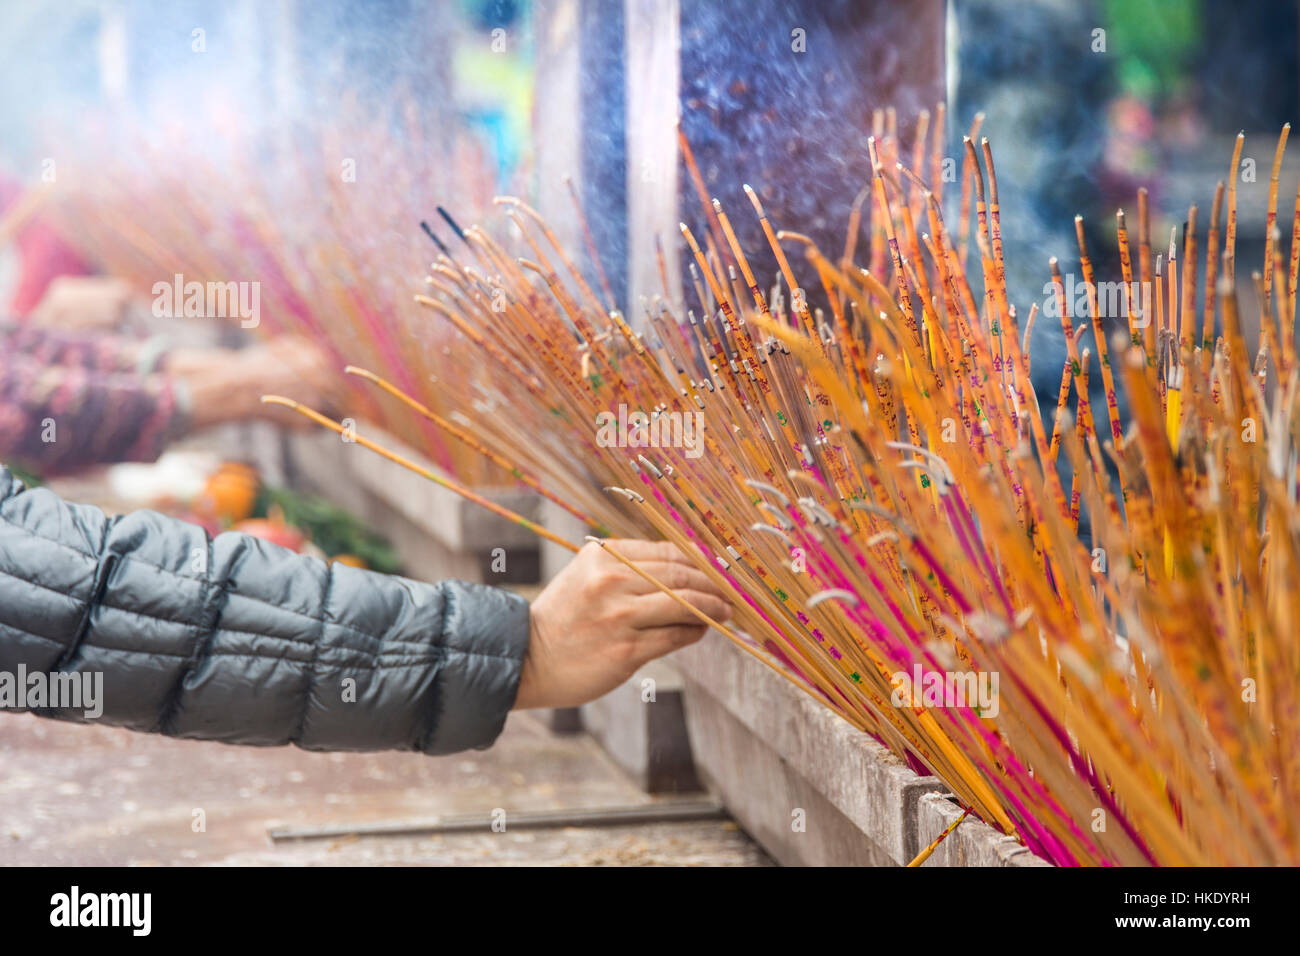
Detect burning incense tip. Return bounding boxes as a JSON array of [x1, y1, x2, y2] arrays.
[[636, 454, 664, 478], [806, 589, 861, 609], [745, 479, 790, 507]]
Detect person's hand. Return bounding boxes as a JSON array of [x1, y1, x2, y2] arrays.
[[241, 337, 341, 423], [513, 539, 733, 710], [165, 337, 342, 430], [29, 276, 135, 331]]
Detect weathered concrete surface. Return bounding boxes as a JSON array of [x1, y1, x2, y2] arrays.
[[675, 633, 1050, 867], [0, 711, 770, 866], [676, 633, 940, 864], [579, 661, 700, 793], [538, 497, 588, 582], [915, 791, 1053, 867], [280, 428, 541, 585], [684, 688, 897, 865]]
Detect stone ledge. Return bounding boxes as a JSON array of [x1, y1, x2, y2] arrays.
[[915, 791, 1053, 867], [674, 632, 1052, 867], [578, 660, 700, 793]]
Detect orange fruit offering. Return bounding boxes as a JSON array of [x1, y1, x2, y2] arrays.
[[198, 462, 260, 523]]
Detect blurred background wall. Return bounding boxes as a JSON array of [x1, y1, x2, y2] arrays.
[[2, 0, 1296, 390]]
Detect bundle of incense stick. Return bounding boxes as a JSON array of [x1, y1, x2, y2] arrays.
[[44, 103, 501, 480], [268, 113, 1298, 867]]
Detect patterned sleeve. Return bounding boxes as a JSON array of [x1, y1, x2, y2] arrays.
[[0, 355, 190, 473], [0, 322, 167, 375]]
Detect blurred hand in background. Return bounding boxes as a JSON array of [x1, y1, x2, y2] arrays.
[[28, 276, 135, 331], [166, 336, 343, 430]]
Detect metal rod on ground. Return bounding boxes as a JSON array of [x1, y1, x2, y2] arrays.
[[268, 800, 728, 842]]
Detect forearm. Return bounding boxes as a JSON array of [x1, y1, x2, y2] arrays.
[[160, 348, 269, 429], [0, 467, 530, 754]]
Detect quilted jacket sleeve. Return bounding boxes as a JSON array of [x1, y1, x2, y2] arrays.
[[0, 466, 530, 755]]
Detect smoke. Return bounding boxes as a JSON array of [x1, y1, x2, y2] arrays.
[[0, 1, 532, 194]]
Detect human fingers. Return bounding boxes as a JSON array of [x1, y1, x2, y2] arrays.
[[600, 538, 692, 564], [634, 623, 710, 660], [625, 589, 733, 630], [618, 559, 728, 599]]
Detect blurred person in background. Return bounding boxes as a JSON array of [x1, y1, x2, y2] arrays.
[[1, 175, 342, 474], [0, 316, 341, 473]]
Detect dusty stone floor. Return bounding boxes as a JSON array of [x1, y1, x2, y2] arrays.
[[0, 710, 772, 866]]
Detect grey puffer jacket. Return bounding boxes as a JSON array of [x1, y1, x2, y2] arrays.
[[0, 466, 530, 754]]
